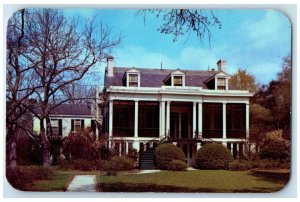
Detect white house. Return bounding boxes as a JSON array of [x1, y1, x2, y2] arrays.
[[33, 104, 97, 138], [101, 56, 253, 167]]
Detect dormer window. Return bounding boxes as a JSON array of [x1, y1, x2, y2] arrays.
[[217, 78, 226, 90], [128, 74, 138, 87], [164, 70, 185, 86], [205, 72, 230, 90], [125, 68, 140, 87], [173, 76, 183, 86]]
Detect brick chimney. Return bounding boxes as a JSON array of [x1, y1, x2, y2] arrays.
[[217, 59, 226, 72], [107, 56, 114, 77]]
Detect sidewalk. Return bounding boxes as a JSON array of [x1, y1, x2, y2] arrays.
[[66, 175, 97, 192]]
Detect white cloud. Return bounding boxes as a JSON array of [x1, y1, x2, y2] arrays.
[[243, 9, 291, 48]]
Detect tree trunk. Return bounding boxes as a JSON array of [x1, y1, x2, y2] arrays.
[[40, 119, 51, 166], [7, 124, 17, 171]]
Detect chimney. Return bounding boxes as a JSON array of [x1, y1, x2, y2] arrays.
[[217, 59, 226, 72], [107, 56, 114, 77]]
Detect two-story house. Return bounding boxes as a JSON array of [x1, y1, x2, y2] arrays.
[[102, 56, 252, 166]]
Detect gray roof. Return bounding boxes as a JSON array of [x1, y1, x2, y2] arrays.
[[49, 104, 92, 116], [105, 67, 236, 89]]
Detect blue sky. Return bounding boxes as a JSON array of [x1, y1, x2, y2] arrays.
[[63, 8, 291, 86]]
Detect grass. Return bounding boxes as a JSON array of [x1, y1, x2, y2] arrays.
[[30, 172, 73, 191], [98, 170, 290, 193]]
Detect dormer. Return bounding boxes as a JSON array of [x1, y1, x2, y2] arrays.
[[205, 72, 230, 90], [124, 68, 140, 87], [164, 70, 186, 87]]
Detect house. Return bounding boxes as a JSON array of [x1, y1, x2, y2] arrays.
[[33, 104, 98, 138], [101, 56, 252, 166]]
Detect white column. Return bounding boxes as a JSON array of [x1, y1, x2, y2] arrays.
[[166, 101, 171, 136], [134, 100, 139, 138], [178, 113, 182, 138], [231, 143, 234, 154], [193, 101, 197, 138], [161, 101, 165, 138], [198, 102, 202, 139], [159, 101, 162, 137], [246, 103, 250, 140], [108, 100, 113, 139], [222, 102, 227, 139]]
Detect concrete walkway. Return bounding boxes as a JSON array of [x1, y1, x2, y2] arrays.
[[66, 175, 97, 192]]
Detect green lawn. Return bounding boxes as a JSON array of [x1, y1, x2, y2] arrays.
[[98, 170, 290, 193], [30, 172, 73, 191]]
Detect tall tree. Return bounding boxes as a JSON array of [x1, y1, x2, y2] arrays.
[[137, 9, 221, 43], [252, 54, 291, 140], [7, 9, 121, 166], [229, 69, 257, 93], [6, 9, 39, 170]]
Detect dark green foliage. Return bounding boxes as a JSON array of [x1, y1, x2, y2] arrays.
[[259, 130, 290, 161], [229, 160, 252, 171], [16, 135, 43, 165], [72, 159, 94, 171], [111, 156, 136, 171], [62, 129, 96, 160], [168, 160, 187, 171], [127, 148, 138, 162], [50, 136, 63, 165], [196, 143, 233, 170], [6, 166, 53, 191], [155, 143, 186, 170]]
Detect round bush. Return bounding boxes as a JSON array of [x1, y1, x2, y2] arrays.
[[155, 143, 185, 170], [168, 160, 187, 171], [196, 143, 233, 170], [111, 156, 135, 171]]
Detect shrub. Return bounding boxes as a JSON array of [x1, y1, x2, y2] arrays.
[[229, 160, 252, 171], [62, 129, 97, 160], [102, 160, 117, 176], [155, 143, 185, 170], [259, 130, 290, 160], [111, 156, 135, 171], [6, 166, 53, 191], [168, 160, 187, 171], [72, 159, 94, 171], [196, 143, 233, 170], [16, 135, 43, 165]]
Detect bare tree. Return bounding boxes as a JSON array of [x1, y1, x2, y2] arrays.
[[137, 9, 221, 43], [6, 9, 41, 170], [7, 8, 121, 166]]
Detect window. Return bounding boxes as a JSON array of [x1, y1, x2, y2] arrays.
[[173, 76, 183, 86], [128, 74, 138, 87], [51, 119, 62, 136], [51, 119, 59, 135], [217, 78, 226, 90], [74, 119, 81, 131], [71, 119, 84, 132]]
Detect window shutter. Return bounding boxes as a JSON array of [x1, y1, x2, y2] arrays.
[[59, 119, 62, 136], [81, 120, 84, 129], [71, 119, 74, 132]]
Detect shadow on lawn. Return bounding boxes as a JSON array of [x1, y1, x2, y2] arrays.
[[100, 182, 287, 193], [250, 170, 290, 185], [99, 182, 220, 192]]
